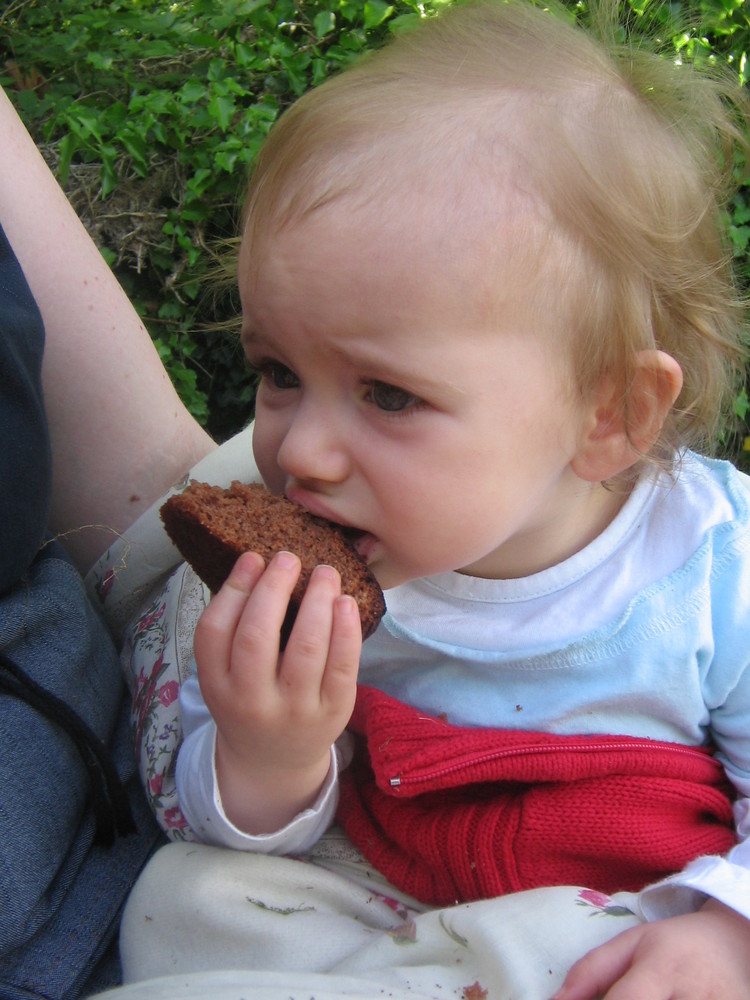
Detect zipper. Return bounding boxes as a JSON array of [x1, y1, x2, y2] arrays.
[[388, 738, 717, 788]]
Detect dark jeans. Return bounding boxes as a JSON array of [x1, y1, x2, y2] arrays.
[[0, 545, 163, 1000]]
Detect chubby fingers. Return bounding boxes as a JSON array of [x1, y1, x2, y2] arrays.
[[282, 565, 362, 706], [194, 550, 299, 680], [195, 551, 361, 726], [552, 927, 642, 1000], [323, 593, 362, 710]]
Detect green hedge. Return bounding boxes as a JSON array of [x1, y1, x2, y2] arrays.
[[2, 0, 748, 461]]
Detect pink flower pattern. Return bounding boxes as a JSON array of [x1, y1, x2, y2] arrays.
[[164, 806, 189, 830], [576, 888, 634, 918], [126, 594, 194, 841], [158, 680, 179, 707]]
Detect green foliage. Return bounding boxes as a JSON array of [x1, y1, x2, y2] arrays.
[[1, 0, 749, 460], [0, 0, 441, 439]]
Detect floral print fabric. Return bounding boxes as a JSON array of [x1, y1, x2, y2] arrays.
[[119, 562, 207, 838]]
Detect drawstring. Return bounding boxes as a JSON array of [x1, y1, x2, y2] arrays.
[[0, 650, 136, 846]]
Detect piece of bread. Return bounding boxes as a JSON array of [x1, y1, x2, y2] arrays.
[[160, 480, 385, 642]]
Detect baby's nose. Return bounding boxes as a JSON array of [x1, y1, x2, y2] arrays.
[[277, 408, 350, 485]]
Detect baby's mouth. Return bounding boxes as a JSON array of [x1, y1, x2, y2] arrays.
[[305, 511, 365, 549], [328, 522, 377, 563], [335, 523, 365, 546], [286, 490, 376, 563], [349, 530, 378, 563]]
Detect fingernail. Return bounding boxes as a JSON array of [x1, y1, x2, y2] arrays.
[[335, 594, 357, 615], [313, 563, 339, 582], [274, 550, 299, 569]]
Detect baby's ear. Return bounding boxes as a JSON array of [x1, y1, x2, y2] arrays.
[[571, 351, 683, 483]]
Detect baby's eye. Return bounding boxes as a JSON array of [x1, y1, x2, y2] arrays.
[[259, 361, 299, 390], [366, 381, 421, 412]]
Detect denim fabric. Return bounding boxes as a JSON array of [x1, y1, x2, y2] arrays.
[[0, 222, 51, 595], [0, 545, 163, 1000]]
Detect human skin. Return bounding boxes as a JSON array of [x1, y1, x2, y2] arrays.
[[0, 86, 215, 572], [552, 897, 750, 1000], [245, 200, 625, 589]]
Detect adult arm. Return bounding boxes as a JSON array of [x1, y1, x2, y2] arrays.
[[0, 86, 215, 573]]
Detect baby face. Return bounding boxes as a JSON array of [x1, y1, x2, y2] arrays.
[[240, 198, 614, 589]]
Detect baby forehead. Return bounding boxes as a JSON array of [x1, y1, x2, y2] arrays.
[[243, 141, 575, 325], [242, 0, 669, 259], [239, 186, 580, 364], [245, 172, 555, 286], [247, 73, 635, 254]]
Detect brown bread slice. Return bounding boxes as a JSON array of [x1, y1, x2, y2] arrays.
[[160, 480, 385, 641]]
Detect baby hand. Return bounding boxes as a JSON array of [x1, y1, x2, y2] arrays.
[[552, 898, 750, 1000], [193, 549, 362, 834]]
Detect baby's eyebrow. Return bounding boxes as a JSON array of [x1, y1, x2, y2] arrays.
[[332, 344, 466, 399], [241, 329, 466, 400]]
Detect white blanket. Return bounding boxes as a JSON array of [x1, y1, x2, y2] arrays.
[[111, 841, 642, 999]]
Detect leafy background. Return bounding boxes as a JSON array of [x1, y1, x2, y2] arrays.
[[1, 0, 748, 464]]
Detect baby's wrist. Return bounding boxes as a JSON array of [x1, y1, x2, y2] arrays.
[[214, 735, 332, 835]]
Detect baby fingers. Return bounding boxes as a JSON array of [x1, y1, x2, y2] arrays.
[[281, 564, 344, 686], [193, 550, 267, 674], [194, 550, 301, 697], [281, 568, 361, 729], [226, 550, 304, 671]]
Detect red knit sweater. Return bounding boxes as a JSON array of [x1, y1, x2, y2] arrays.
[[336, 685, 736, 907]]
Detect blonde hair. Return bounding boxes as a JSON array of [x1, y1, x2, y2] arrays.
[[242, 0, 749, 468]]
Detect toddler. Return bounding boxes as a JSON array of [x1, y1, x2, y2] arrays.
[[142, 1, 750, 997]]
